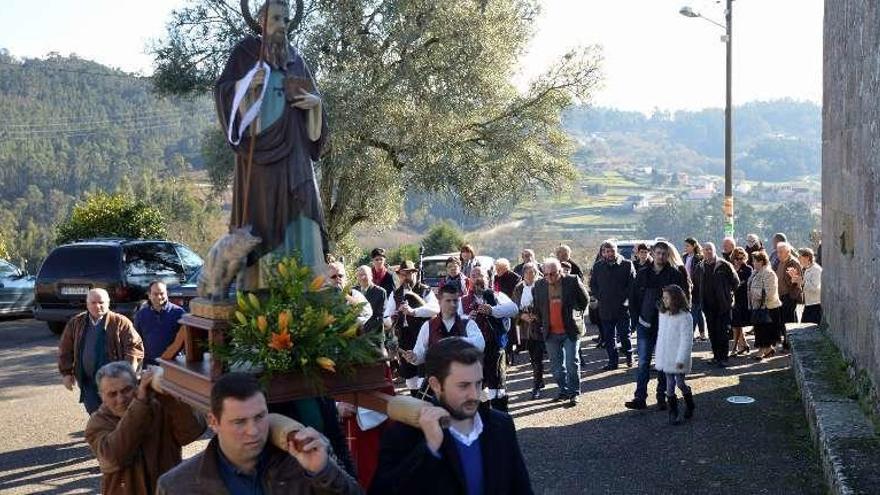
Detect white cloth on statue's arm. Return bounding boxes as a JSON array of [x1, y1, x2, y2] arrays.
[[349, 288, 372, 327], [307, 101, 322, 141]]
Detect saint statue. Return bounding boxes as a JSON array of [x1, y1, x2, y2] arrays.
[[214, 0, 329, 289]]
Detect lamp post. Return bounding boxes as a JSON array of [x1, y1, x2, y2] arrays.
[[680, 1, 734, 238]]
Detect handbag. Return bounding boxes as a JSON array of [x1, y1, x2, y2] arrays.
[[750, 276, 773, 324]]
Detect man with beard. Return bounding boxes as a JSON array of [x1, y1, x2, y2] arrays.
[[370, 338, 533, 495], [459, 265, 518, 412], [86, 363, 206, 495], [370, 248, 397, 296], [214, 0, 330, 286], [625, 241, 690, 411], [384, 261, 440, 394]]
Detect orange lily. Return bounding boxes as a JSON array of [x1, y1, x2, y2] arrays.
[[278, 262, 289, 277], [309, 275, 325, 291], [341, 325, 358, 338], [256, 315, 268, 333], [278, 310, 291, 332], [319, 311, 336, 329], [269, 329, 293, 351]]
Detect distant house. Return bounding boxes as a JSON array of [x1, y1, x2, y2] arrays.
[[675, 172, 689, 186], [627, 195, 651, 211], [687, 181, 716, 201]]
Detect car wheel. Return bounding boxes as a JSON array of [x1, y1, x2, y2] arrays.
[[48, 322, 66, 335]]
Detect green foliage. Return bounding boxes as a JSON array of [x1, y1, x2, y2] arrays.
[[422, 221, 465, 256], [217, 256, 381, 380], [56, 192, 167, 244], [640, 195, 818, 246], [151, 0, 602, 242]]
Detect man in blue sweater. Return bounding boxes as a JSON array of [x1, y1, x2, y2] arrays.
[[370, 338, 533, 495], [134, 281, 185, 366]]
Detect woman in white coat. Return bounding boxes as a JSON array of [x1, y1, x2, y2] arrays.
[[654, 285, 695, 425]]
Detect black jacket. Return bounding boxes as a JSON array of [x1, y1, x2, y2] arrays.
[[359, 284, 387, 338], [698, 258, 740, 313], [631, 263, 690, 330], [589, 255, 635, 321], [533, 275, 589, 339], [369, 409, 533, 495]]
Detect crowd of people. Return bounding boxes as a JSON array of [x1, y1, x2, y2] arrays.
[[53, 232, 820, 494]]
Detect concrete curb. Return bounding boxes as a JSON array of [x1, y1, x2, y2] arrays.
[[788, 324, 880, 495]]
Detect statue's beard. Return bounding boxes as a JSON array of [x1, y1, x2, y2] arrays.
[[265, 31, 289, 69]]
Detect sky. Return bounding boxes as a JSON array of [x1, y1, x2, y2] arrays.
[[0, 0, 823, 113]]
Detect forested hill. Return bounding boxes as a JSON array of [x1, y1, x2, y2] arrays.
[[565, 100, 821, 181], [0, 50, 216, 267]]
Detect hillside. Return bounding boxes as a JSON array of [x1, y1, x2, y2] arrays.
[[0, 50, 219, 267]]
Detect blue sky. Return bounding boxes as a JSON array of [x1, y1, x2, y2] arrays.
[[0, 0, 823, 113]]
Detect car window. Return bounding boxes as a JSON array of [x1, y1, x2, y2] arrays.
[[39, 247, 121, 279], [175, 244, 203, 277], [123, 243, 185, 286], [421, 260, 448, 279], [0, 260, 16, 277]]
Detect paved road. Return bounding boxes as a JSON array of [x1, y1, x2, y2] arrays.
[[0, 317, 824, 494]]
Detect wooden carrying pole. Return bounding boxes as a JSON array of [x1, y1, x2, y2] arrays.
[[151, 367, 449, 431]]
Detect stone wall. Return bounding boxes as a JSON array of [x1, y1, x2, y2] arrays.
[[822, 0, 880, 401]]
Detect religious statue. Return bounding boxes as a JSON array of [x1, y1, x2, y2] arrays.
[[214, 0, 329, 290]]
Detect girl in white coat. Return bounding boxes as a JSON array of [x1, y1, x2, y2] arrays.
[[655, 285, 695, 425]]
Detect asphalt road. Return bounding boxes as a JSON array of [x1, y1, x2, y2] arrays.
[[0, 317, 825, 494]]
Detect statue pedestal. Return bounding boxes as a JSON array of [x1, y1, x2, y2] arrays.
[[158, 305, 392, 413]]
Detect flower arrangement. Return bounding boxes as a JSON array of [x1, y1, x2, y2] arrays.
[[214, 255, 382, 382]]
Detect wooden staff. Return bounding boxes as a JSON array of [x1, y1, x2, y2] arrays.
[[240, 1, 272, 226]]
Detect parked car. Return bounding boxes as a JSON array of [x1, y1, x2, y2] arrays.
[[34, 239, 203, 334], [0, 259, 35, 316], [420, 253, 495, 293], [166, 266, 236, 311]]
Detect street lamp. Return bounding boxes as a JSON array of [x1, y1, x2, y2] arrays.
[[680, 1, 734, 238]]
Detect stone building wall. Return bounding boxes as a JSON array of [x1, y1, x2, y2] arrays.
[[822, 1, 880, 393]]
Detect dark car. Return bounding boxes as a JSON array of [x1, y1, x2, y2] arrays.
[[34, 239, 203, 334], [0, 258, 35, 316]]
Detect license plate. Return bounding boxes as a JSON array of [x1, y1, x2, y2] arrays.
[[60, 285, 90, 296]]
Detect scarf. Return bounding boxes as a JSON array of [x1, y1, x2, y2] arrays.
[[520, 284, 535, 310], [372, 266, 388, 283]]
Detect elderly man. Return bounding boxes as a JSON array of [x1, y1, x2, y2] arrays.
[[590, 241, 636, 370], [58, 288, 144, 414], [769, 233, 788, 271], [85, 363, 206, 495], [513, 249, 541, 277], [157, 373, 360, 494], [493, 258, 521, 298], [355, 265, 388, 339], [720, 237, 736, 263], [698, 242, 740, 367], [384, 260, 440, 394], [327, 261, 372, 328], [775, 241, 803, 350], [459, 265, 518, 411], [533, 258, 589, 407], [555, 244, 583, 280], [134, 281, 185, 366]]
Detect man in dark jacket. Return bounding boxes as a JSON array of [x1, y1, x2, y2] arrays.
[[157, 373, 360, 495], [370, 248, 397, 296], [590, 241, 636, 370], [370, 338, 533, 495], [625, 241, 690, 411], [355, 265, 388, 341], [699, 242, 740, 367], [533, 258, 590, 407]]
